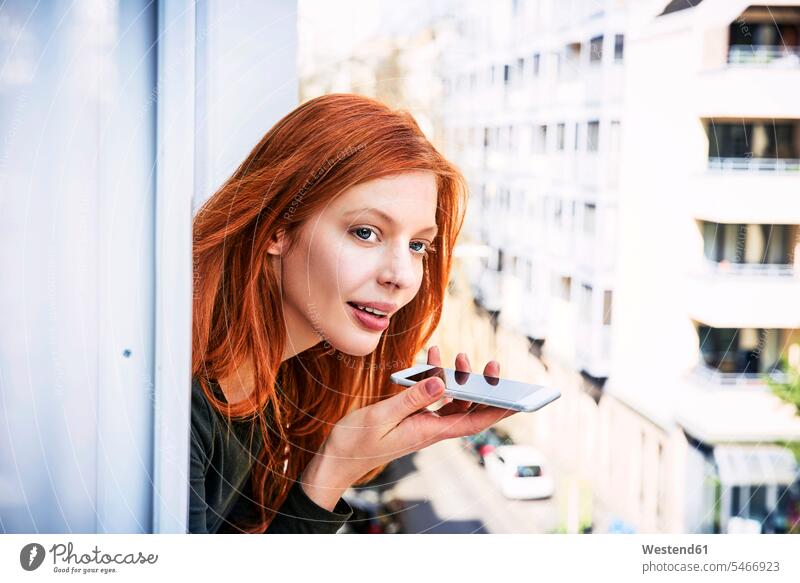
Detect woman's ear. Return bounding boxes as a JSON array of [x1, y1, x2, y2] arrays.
[[267, 228, 286, 256]]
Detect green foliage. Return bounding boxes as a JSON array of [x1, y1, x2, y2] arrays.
[[765, 355, 800, 415]]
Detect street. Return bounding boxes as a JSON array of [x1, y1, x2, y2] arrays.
[[382, 435, 561, 534]]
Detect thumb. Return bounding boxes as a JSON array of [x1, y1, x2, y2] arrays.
[[375, 377, 446, 426]]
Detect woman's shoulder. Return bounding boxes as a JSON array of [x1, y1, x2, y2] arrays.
[[190, 377, 222, 444]]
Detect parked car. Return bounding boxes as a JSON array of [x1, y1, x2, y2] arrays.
[[483, 445, 555, 500], [461, 427, 514, 465]]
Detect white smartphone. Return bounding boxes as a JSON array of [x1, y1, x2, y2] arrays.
[[389, 364, 561, 413]]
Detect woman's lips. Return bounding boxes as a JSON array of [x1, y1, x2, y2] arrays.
[[347, 302, 390, 332]]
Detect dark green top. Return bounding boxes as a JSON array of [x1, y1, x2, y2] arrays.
[[188, 377, 353, 533]]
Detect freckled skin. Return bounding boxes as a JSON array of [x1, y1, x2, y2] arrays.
[[275, 171, 438, 358]]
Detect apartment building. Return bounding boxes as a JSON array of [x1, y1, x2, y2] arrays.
[[440, 0, 800, 533]]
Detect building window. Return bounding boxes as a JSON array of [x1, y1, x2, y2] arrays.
[[603, 290, 613, 325], [574, 122, 580, 150], [590, 35, 604, 64], [614, 34, 624, 62], [532, 52, 540, 76], [553, 275, 572, 300], [584, 202, 596, 235], [534, 124, 548, 154], [503, 63, 511, 85], [587, 120, 600, 152], [556, 123, 565, 150], [580, 283, 593, 322]]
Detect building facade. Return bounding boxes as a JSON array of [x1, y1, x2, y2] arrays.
[[440, 0, 800, 533]]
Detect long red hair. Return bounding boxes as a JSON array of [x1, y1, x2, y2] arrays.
[[191, 93, 468, 532]]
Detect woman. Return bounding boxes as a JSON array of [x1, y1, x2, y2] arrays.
[[189, 93, 515, 534]]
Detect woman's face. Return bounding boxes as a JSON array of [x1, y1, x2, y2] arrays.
[[271, 171, 439, 359]]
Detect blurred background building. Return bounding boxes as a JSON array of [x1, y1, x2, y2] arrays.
[[2, 0, 799, 534], [300, 0, 800, 534]]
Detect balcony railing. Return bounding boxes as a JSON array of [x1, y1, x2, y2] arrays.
[[701, 260, 796, 278], [693, 363, 788, 387], [708, 157, 800, 173], [728, 44, 800, 66]]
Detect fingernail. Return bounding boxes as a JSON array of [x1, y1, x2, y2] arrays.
[[426, 377, 443, 395]]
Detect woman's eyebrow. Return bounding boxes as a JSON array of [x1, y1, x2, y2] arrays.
[[343, 207, 438, 235]]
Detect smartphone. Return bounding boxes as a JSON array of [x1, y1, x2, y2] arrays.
[[389, 364, 561, 413]]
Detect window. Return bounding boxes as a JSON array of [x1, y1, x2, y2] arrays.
[[590, 35, 603, 64], [516, 465, 542, 478], [503, 64, 511, 85], [553, 275, 572, 300], [587, 120, 600, 152], [610, 120, 621, 155], [532, 52, 540, 76], [731, 486, 742, 516], [584, 203, 596, 235], [580, 283, 592, 322], [603, 290, 613, 325], [556, 123, 565, 150], [614, 34, 624, 62], [534, 124, 548, 154]]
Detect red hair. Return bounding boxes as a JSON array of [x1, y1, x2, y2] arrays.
[[191, 93, 468, 532]]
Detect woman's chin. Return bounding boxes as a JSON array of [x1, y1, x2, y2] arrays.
[[330, 336, 381, 358]]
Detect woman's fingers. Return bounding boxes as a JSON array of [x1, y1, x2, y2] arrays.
[[370, 376, 446, 430], [484, 359, 500, 382], [427, 345, 442, 367], [426, 345, 454, 409], [435, 352, 473, 416], [437, 357, 501, 417], [401, 403, 517, 443]]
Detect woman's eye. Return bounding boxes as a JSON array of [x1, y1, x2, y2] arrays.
[[350, 227, 433, 257], [351, 227, 377, 242], [410, 241, 429, 256]]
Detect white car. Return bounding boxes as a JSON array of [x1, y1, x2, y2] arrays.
[[483, 445, 555, 500]]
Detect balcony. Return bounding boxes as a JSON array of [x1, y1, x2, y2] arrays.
[[695, 6, 800, 117], [692, 171, 800, 223], [727, 7, 800, 69], [708, 157, 800, 173], [694, 119, 800, 222], [692, 363, 788, 389], [687, 261, 800, 329], [728, 45, 800, 67], [692, 325, 796, 388]]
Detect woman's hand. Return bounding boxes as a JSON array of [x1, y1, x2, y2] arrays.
[[300, 346, 517, 511]]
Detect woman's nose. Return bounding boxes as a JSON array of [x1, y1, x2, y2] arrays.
[[378, 241, 417, 290]]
